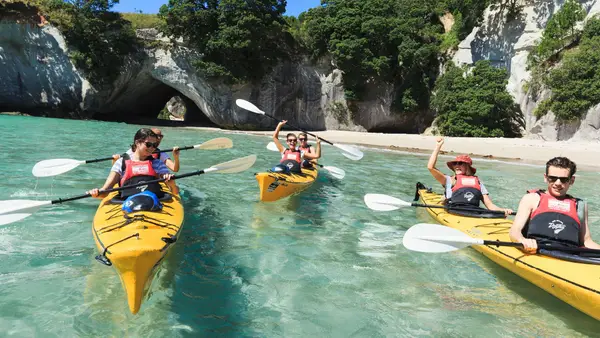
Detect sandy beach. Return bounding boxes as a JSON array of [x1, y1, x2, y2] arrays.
[[190, 127, 600, 170]]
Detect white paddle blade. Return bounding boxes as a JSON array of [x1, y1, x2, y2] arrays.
[[207, 155, 257, 174], [235, 99, 266, 115], [266, 142, 279, 152], [194, 137, 233, 150], [403, 223, 483, 253], [0, 200, 52, 225], [333, 143, 364, 161], [322, 166, 345, 179], [32, 159, 86, 177], [0, 213, 33, 226], [363, 193, 411, 211]]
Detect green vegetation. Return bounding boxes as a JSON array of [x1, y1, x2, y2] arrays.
[[525, 0, 584, 102], [300, 0, 442, 111], [534, 21, 600, 121], [431, 60, 524, 137], [120, 12, 163, 29], [158, 0, 292, 83], [525, 0, 600, 122]]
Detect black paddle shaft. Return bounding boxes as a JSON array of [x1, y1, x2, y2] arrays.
[[83, 147, 192, 164], [411, 203, 517, 216], [483, 239, 600, 255], [49, 170, 206, 205], [263, 114, 334, 146]]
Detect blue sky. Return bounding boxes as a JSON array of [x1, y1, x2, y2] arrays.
[[113, 0, 321, 17]]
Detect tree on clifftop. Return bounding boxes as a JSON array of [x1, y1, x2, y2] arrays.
[[300, 0, 442, 113], [158, 0, 291, 83]]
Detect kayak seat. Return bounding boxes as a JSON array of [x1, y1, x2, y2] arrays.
[[109, 193, 173, 205]]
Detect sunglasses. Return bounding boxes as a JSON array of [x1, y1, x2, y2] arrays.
[[547, 175, 571, 184], [144, 141, 159, 148], [299, 138, 306, 141], [156, 134, 164, 139], [451, 161, 467, 166], [287, 139, 297, 142]]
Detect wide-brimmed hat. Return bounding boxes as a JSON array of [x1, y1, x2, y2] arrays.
[[446, 155, 476, 174]]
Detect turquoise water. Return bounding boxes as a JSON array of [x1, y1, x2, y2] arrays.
[[2, 114, 600, 337]]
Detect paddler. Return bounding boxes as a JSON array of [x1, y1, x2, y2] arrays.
[[271, 120, 321, 173], [112, 128, 181, 172], [427, 137, 513, 216], [87, 128, 178, 200], [509, 157, 600, 252], [297, 132, 319, 168]]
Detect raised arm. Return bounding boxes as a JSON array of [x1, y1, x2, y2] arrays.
[[165, 147, 180, 172], [427, 137, 447, 186], [304, 137, 321, 160], [273, 120, 287, 153]]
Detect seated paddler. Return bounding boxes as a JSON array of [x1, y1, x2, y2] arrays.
[[509, 157, 600, 253], [87, 128, 178, 210], [271, 120, 321, 174], [427, 137, 513, 217]]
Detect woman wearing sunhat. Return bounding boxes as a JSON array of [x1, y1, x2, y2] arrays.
[[427, 137, 513, 216]]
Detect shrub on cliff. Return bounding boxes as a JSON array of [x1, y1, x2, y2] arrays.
[[158, 0, 292, 83], [535, 30, 600, 121], [431, 60, 524, 137]]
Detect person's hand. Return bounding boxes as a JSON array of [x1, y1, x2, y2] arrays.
[[436, 137, 444, 148], [278, 120, 288, 126], [162, 173, 175, 181], [172, 146, 180, 156], [503, 208, 514, 217], [87, 188, 100, 198], [519, 238, 538, 254], [112, 154, 121, 160], [316, 136, 321, 144]]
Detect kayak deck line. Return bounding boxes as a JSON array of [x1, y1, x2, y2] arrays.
[[416, 184, 600, 320], [426, 200, 600, 294]]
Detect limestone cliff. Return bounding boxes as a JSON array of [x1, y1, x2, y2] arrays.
[[0, 14, 425, 132], [453, 0, 600, 141]]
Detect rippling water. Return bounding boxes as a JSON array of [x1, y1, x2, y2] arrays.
[[2, 114, 600, 337]]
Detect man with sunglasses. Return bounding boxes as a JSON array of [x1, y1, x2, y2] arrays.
[[509, 157, 600, 252], [271, 120, 321, 173], [112, 128, 181, 172]]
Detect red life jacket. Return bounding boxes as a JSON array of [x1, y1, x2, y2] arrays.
[[298, 145, 313, 154], [119, 154, 163, 198], [448, 175, 484, 207], [280, 149, 302, 164], [279, 148, 302, 173], [524, 189, 582, 247]]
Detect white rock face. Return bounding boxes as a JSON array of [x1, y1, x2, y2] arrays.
[[0, 22, 92, 117], [453, 0, 600, 141], [0, 21, 429, 132]]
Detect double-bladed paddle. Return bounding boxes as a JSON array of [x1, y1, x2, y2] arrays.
[[265, 142, 346, 179], [403, 223, 600, 256], [363, 193, 516, 216], [235, 99, 364, 161], [32, 137, 234, 177], [1, 155, 257, 226]]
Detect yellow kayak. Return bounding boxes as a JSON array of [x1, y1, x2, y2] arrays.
[[92, 182, 184, 314], [416, 182, 600, 320], [255, 166, 318, 202]]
